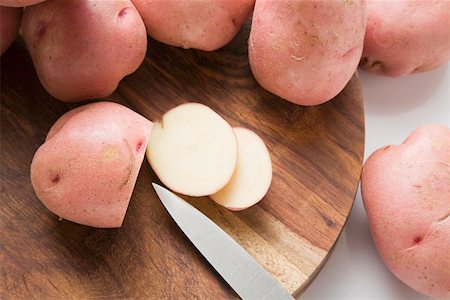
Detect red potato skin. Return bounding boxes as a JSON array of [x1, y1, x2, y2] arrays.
[[0, 6, 22, 55], [361, 0, 450, 76], [248, 0, 367, 106], [21, 0, 147, 102], [0, 0, 46, 7], [361, 124, 450, 299], [30, 102, 153, 228], [131, 0, 254, 51]]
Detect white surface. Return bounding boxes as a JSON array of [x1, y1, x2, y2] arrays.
[[301, 63, 450, 300]]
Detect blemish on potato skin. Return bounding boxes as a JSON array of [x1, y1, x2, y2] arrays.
[[342, 46, 358, 59], [136, 139, 144, 152], [290, 55, 304, 61], [45, 170, 61, 190], [413, 65, 426, 73], [118, 7, 129, 18], [120, 139, 135, 189], [437, 212, 449, 222], [413, 235, 423, 245], [101, 145, 120, 162], [33, 21, 46, 49], [51, 175, 60, 184], [360, 57, 385, 73]]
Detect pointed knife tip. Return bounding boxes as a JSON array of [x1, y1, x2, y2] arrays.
[[152, 182, 169, 202], [152, 182, 164, 196], [152, 182, 163, 190]]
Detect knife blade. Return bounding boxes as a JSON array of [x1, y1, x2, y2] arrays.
[[152, 183, 294, 300]]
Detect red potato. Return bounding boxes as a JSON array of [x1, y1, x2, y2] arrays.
[[30, 101, 153, 228], [0, 6, 22, 55], [210, 127, 272, 210], [21, 0, 147, 102], [360, 0, 450, 76], [361, 124, 450, 299], [249, 0, 367, 106], [146, 103, 237, 197], [131, 0, 254, 51], [0, 0, 46, 7]]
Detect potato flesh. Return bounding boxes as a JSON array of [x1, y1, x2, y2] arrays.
[[147, 103, 237, 197], [210, 127, 272, 210]]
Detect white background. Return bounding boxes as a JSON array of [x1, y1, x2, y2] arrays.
[[301, 63, 450, 300]]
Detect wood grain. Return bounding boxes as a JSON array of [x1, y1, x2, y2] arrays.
[[0, 22, 364, 299]]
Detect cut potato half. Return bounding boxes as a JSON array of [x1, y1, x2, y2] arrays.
[[146, 102, 237, 197], [210, 127, 272, 210]]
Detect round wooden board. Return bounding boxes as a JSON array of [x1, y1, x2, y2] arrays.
[[0, 24, 364, 299]]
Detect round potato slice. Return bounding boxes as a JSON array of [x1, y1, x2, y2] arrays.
[[210, 127, 272, 210], [146, 103, 237, 197]]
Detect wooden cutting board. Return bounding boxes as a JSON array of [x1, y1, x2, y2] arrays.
[[0, 23, 364, 299]]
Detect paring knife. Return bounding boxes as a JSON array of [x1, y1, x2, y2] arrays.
[[152, 183, 294, 300]]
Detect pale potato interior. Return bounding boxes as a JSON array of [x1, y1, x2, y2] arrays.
[[146, 103, 237, 197], [210, 127, 272, 210]]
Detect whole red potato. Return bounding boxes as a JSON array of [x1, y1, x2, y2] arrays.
[[131, 0, 254, 51], [21, 0, 147, 102], [361, 124, 450, 299], [249, 0, 367, 106], [360, 0, 450, 76]]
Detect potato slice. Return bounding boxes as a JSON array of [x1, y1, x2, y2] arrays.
[[210, 127, 272, 210], [146, 103, 237, 197]]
